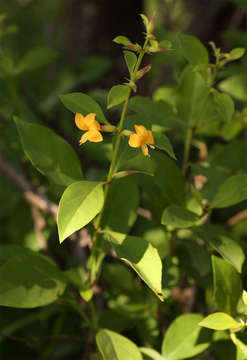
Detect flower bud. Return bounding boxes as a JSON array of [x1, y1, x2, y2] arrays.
[[123, 44, 142, 53], [135, 65, 152, 80], [100, 125, 116, 133]]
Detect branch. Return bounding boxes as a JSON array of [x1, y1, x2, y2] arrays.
[[227, 208, 247, 227], [0, 155, 58, 220]]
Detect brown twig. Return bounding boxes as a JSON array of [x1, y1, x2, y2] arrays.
[[0, 332, 82, 350], [0, 155, 58, 220], [31, 205, 48, 250], [228, 7, 245, 31], [227, 208, 247, 227]]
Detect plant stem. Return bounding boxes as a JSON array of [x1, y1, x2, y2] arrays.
[[88, 40, 149, 284]]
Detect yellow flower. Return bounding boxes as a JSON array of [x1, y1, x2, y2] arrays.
[[75, 113, 103, 144], [129, 125, 155, 156]]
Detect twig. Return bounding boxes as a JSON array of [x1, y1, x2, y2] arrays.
[[0, 155, 58, 220], [227, 208, 247, 227], [228, 7, 245, 31], [31, 205, 48, 250], [0, 333, 34, 349], [0, 332, 82, 349]]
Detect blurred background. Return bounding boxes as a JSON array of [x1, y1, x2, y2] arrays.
[[1, 0, 247, 359]]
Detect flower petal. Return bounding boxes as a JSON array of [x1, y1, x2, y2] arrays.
[[75, 113, 88, 130], [87, 130, 103, 142], [141, 144, 149, 156], [145, 130, 154, 145], [79, 132, 89, 144], [129, 133, 142, 148], [134, 125, 147, 138], [84, 113, 97, 127]]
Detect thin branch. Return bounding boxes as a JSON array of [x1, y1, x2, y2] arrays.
[[228, 7, 245, 31], [0, 155, 58, 220], [0, 332, 82, 350], [227, 208, 247, 227], [31, 205, 48, 250]]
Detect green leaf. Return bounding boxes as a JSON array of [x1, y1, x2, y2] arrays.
[[219, 74, 247, 101], [161, 313, 210, 360], [212, 255, 242, 315], [58, 181, 104, 243], [96, 329, 143, 360], [195, 225, 245, 273], [178, 34, 209, 65], [228, 48, 246, 61], [199, 312, 240, 330], [16, 46, 58, 73], [140, 348, 164, 360], [153, 132, 176, 160], [124, 51, 137, 75], [161, 205, 199, 229], [14, 116, 83, 186], [213, 92, 234, 123], [113, 36, 132, 46], [101, 177, 139, 234], [107, 85, 130, 109], [129, 96, 180, 129], [212, 174, 247, 208], [0, 246, 66, 308], [105, 231, 163, 300], [122, 151, 185, 206], [233, 336, 247, 360], [60, 92, 108, 124], [177, 66, 208, 124], [211, 141, 247, 173]]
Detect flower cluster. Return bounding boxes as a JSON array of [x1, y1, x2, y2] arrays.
[[75, 113, 155, 156]]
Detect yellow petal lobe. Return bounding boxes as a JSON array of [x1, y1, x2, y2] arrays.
[[75, 113, 88, 130], [87, 130, 103, 142], [79, 132, 89, 144], [141, 144, 149, 156], [129, 133, 142, 148]]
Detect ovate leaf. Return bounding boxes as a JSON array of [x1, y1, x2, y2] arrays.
[[177, 66, 207, 125], [178, 34, 209, 65], [105, 231, 163, 300], [58, 181, 104, 243], [60, 92, 108, 124], [16, 46, 58, 73], [199, 313, 240, 330], [96, 329, 143, 360], [124, 51, 137, 75], [14, 117, 82, 186], [195, 225, 245, 273], [0, 246, 66, 308], [219, 74, 247, 102], [213, 92, 234, 123], [162, 313, 210, 360], [211, 141, 247, 173], [101, 177, 139, 233], [107, 85, 130, 109], [212, 255, 242, 315], [161, 205, 199, 229], [228, 48, 245, 61], [140, 348, 164, 360], [113, 36, 132, 46], [153, 132, 176, 160], [212, 174, 247, 208]]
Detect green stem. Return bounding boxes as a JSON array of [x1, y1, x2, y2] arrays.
[[89, 300, 99, 332], [88, 40, 149, 284]]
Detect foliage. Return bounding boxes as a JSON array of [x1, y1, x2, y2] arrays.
[[1, 2, 247, 360]]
